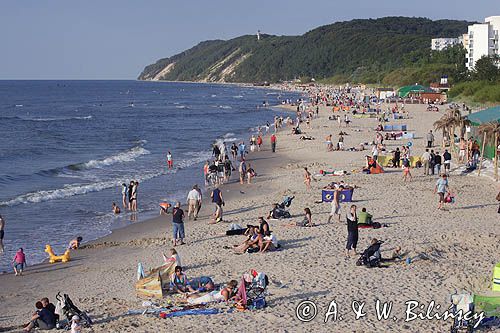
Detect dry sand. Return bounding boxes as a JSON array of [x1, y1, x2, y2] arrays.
[[1, 99, 499, 333]]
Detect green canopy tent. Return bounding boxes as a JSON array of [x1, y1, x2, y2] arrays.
[[397, 85, 433, 98], [467, 105, 500, 159], [467, 105, 500, 126]]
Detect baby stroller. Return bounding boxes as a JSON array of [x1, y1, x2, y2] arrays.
[[277, 196, 295, 210], [449, 292, 476, 333], [356, 240, 383, 268], [55, 292, 93, 328]]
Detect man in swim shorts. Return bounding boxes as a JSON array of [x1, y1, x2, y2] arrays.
[[327, 187, 342, 223]]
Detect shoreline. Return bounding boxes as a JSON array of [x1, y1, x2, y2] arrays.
[[2, 90, 499, 332]]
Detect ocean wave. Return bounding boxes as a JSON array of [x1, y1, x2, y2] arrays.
[[75, 146, 150, 170], [218, 105, 232, 109], [233, 95, 244, 98], [0, 115, 93, 122], [0, 151, 210, 207], [35, 143, 150, 179], [175, 105, 189, 109]]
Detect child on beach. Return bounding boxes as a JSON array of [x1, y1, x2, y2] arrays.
[[166, 151, 173, 169], [71, 315, 82, 333], [12, 247, 26, 276], [163, 248, 182, 267]]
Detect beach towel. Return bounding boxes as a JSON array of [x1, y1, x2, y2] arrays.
[[358, 222, 382, 229], [160, 308, 220, 318]]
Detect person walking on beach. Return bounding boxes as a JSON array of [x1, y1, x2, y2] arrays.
[[12, 247, 26, 276], [392, 148, 401, 168], [213, 144, 221, 161], [238, 141, 246, 160], [238, 159, 247, 184], [203, 160, 210, 186], [434, 174, 449, 210], [0, 214, 5, 253], [402, 157, 413, 182], [247, 163, 256, 184], [271, 134, 277, 153], [257, 135, 263, 151], [127, 181, 134, 210], [303, 167, 312, 190], [443, 150, 452, 174], [338, 134, 344, 151], [166, 151, 173, 169], [434, 151, 442, 175], [345, 205, 358, 257], [121, 183, 128, 208], [187, 185, 201, 220], [171, 202, 185, 246], [327, 186, 342, 223], [426, 130, 434, 148], [421, 149, 431, 175], [210, 185, 224, 223], [230, 143, 238, 160], [326, 134, 333, 152]]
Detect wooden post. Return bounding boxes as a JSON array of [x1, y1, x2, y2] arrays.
[[495, 132, 498, 181], [478, 132, 487, 176]]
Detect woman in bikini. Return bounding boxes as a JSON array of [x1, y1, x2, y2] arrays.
[[303, 167, 312, 190]]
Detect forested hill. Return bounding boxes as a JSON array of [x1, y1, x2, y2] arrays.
[[138, 17, 471, 83]]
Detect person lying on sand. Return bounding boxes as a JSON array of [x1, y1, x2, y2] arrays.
[[186, 280, 238, 305], [188, 276, 215, 293]]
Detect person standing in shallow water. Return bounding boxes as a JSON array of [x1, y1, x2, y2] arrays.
[[0, 214, 5, 253], [166, 151, 173, 169]]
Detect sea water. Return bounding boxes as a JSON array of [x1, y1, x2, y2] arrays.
[[0, 80, 300, 270]]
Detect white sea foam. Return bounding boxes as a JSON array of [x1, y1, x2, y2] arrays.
[[79, 146, 150, 170], [175, 105, 189, 109], [233, 95, 244, 98], [219, 105, 232, 109], [0, 151, 210, 207], [27, 115, 93, 122]]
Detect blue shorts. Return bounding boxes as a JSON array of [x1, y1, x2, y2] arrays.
[[14, 263, 24, 271], [172, 223, 185, 240]]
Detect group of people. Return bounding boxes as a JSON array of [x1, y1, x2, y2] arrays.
[[121, 180, 139, 212]]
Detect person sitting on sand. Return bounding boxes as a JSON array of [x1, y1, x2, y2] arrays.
[[260, 231, 279, 252], [258, 217, 270, 235], [170, 266, 195, 293], [112, 202, 121, 214], [23, 301, 56, 331], [233, 227, 261, 254], [289, 207, 314, 227], [163, 248, 182, 267], [187, 280, 238, 305], [68, 236, 83, 250], [358, 208, 373, 225]]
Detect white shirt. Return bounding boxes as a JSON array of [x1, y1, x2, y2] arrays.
[[421, 152, 431, 161], [187, 189, 201, 201], [372, 146, 379, 156], [264, 234, 278, 247]]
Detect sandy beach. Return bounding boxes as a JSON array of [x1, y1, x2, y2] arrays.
[[1, 90, 499, 333]]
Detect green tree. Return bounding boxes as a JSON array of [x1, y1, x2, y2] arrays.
[[473, 56, 499, 82]]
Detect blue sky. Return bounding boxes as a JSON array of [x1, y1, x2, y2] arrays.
[[0, 0, 498, 79]]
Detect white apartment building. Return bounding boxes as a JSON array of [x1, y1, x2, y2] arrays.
[[466, 16, 500, 69], [431, 38, 460, 51]]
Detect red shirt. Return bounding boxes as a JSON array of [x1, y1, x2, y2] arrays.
[[271, 135, 276, 143]]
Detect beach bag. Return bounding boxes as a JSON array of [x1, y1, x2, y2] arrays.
[[445, 192, 455, 204], [252, 297, 266, 309]]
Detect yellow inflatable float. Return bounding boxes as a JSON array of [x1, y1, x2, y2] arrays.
[[45, 245, 71, 263]]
